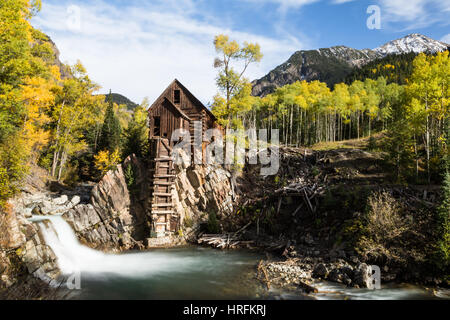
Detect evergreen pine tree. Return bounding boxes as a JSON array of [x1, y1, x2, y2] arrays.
[[435, 170, 450, 271], [98, 90, 122, 153], [122, 105, 148, 159]]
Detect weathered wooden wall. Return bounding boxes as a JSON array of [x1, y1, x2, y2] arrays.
[[148, 98, 189, 143], [149, 79, 217, 140]]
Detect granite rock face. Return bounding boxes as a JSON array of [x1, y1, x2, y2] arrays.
[[62, 155, 150, 251], [1, 156, 148, 288], [172, 153, 235, 239], [0, 208, 61, 289]]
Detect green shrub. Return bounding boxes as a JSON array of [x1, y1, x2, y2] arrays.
[[311, 166, 320, 177], [183, 215, 194, 228], [207, 211, 220, 234], [124, 163, 139, 196], [367, 135, 377, 151], [356, 191, 411, 263]]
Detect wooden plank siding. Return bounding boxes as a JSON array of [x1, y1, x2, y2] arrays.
[[148, 98, 190, 144], [146, 79, 219, 238], [149, 79, 217, 140]]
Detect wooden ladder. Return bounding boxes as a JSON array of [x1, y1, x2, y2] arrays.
[[148, 138, 178, 237]]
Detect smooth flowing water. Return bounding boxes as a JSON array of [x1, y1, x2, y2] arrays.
[[30, 215, 449, 300], [32, 215, 266, 299]]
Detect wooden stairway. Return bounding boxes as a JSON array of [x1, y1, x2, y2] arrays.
[[147, 138, 178, 237]]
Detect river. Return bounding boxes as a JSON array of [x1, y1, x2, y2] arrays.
[[30, 215, 449, 300]]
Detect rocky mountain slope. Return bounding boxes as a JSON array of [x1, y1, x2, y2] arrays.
[[104, 93, 138, 110], [374, 33, 449, 56], [252, 34, 449, 96]]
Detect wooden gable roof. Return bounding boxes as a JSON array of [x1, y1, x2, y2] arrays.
[[160, 97, 191, 121], [149, 79, 217, 122]]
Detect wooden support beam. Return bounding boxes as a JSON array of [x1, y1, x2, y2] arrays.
[[152, 210, 175, 215], [153, 181, 173, 186], [153, 192, 173, 197], [154, 174, 175, 178], [152, 203, 173, 207]]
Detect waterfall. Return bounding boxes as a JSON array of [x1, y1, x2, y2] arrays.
[[32, 215, 196, 277]]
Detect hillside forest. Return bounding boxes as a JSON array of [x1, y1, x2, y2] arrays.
[[0, 0, 149, 208], [209, 34, 449, 274], [211, 36, 449, 185]]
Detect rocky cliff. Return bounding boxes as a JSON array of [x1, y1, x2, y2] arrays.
[[1, 189, 63, 289], [252, 46, 380, 96], [172, 153, 235, 241]]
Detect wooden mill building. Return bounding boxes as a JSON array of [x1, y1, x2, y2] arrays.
[[147, 79, 218, 237]]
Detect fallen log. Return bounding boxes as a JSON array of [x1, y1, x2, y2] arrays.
[[198, 233, 254, 249]]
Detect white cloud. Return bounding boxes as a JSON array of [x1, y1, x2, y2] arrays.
[[332, 0, 355, 4], [245, 0, 449, 31], [32, 0, 310, 104], [442, 34, 450, 44], [247, 0, 320, 9], [377, 0, 450, 30]]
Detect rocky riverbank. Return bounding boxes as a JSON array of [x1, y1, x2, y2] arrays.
[[198, 146, 448, 292], [257, 259, 377, 292], [0, 154, 237, 295]]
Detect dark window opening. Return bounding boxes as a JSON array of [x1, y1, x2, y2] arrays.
[[153, 117, 160, 136], [174, 90, 181, 104]]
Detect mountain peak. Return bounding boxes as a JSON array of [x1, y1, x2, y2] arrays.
[[252, 34, 449, 97], [374, 33, 448, 55]]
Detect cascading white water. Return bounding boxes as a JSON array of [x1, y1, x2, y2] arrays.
[[31, 215, 198, 277]]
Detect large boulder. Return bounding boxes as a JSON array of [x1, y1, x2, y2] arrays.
[[353, 263, 372, 288], [172, 152, 235, 238], [62, 159, 148, 251], [0, 208, 61, 289], [91, 165, 130, 221], [312, 263, 328, 279]]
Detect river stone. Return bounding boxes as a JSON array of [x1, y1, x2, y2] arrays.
[[342, 273, 352, 286], [341, 265, 354, 278], [328, 268, 344, 283], [312, 263, 328, 278], [70, 196, 81, 206], [354, 263, 372, 288], [0, 275, 14, 288], [53, 195, 68, 205], [41, 200, 54, 215]]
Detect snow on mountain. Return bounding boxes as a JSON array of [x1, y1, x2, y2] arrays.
[[374, 33, 449, 56], [252, 34, 449, 97]]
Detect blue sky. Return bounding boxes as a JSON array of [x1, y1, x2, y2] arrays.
[[32, 0, 450, 104]]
